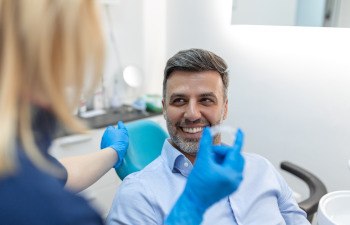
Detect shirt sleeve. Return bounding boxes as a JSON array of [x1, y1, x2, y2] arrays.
[[271, 164, 311, 225], [106, 177, 160, 225]]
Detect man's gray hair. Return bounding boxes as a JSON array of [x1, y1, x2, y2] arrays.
[[163, 48, 229, 99]]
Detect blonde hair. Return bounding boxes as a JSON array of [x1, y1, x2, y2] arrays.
[[0, 0, 104, 176]]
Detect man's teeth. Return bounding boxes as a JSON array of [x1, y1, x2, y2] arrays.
[[182, 127, 203, 133]]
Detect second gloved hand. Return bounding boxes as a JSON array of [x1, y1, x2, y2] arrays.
[[186, 127, 245, 211], [100, 121, 129, 169], [165, 127, 245, 225]]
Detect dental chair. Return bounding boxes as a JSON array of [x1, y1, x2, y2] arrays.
[[280, 161, 327, 222], [116, 120, 168, 180], [118, 120, 327, 222]]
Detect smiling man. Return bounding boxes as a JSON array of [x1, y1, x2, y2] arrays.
[[106, 49, 310, 225]]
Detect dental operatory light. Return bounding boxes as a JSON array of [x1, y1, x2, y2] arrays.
[[123, 66, 142, 88]]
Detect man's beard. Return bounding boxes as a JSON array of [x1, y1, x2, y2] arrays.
[[171, 135, 199, 156]]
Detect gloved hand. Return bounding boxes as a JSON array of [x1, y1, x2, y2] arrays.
[[165, 127, 245, 225], [100, 121, 129, 169]]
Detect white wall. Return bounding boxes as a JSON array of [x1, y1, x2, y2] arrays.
[[338, 0, 350, 27], [231, 0, 297, 26], [164, 0, 350, 196], [142, 0, 167, 95], [101, 0, 166, 101], [226, 26, 350, 197], [100, 0, 146, 104]]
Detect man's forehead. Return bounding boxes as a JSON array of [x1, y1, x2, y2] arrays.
[[169, 92, 217, 99], [165, 70, 224, 97]]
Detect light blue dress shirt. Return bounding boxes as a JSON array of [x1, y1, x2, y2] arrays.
[[106, 139, 310, 225]]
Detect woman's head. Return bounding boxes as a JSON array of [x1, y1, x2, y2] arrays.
[[0, 0, 105, 175]]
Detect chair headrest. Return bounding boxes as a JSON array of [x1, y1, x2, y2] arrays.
[[116, 120, 168, 180]]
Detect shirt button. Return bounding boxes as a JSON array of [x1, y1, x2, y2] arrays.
[[184, 162, 189, 167]]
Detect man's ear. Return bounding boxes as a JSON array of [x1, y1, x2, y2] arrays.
[[162, 99, 166, 119], [223, 98, 228, 120]]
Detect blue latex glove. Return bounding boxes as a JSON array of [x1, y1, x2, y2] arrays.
[[100, 121, 129, 169], [165, 127, 245, 225]]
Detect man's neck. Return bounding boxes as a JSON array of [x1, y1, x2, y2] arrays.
[[168, 140, 197, 164]]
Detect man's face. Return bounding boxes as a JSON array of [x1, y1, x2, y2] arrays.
[[162, 70, 228, 156]]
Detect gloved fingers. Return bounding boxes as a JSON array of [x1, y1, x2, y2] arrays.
[[117, 121, 126, 129], [213, 128, 243, 159], [228, 152, 245, 173], [212, 145, 231, 156], [223, 129, 244, 169], [223, 148, 244, 173], [197, 127, 212, 160], [212, 145, 231, 164], [117, 121, 128, 137], [107, 125, 115, 130], [106, 125, 117, 134], [100, 126, 114, 149], [232, 128, 243, 152]]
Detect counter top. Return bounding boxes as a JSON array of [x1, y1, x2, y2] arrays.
[[55, 105, 162, 137], [81, 105, 162, 129]]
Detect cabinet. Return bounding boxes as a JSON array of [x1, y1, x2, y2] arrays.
[[49, 115, 166, 218]]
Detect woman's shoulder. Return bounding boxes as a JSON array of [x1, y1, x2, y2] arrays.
[[0, 150, 103, 225]]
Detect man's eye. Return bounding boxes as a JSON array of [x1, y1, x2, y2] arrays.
[[171, 98, 186, 105], [201, 98, 215, 105]]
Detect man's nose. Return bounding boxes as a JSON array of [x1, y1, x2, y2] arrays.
[[184, 101, 201, 122]]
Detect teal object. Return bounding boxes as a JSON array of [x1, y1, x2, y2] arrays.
[[116, 120, 168, 180]]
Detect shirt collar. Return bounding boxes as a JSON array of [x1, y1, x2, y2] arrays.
[[161, 139, 193, 177]]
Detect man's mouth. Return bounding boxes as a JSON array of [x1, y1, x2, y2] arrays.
[[181, 127, 204, 134]]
